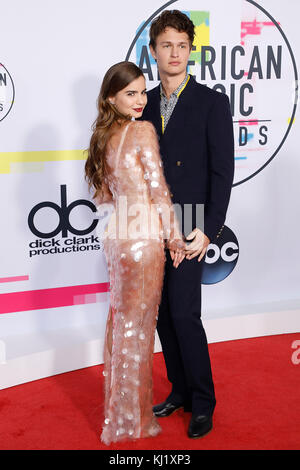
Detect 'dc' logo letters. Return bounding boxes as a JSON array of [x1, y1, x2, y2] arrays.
[[28, 185, 98, 238]]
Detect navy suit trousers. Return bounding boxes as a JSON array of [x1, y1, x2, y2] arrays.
[[157, 249, 216, 416]]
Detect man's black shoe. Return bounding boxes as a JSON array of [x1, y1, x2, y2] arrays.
[[153, 401, 183, 417], [187, 415, 213, 438]]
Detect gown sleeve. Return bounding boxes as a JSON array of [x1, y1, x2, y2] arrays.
[[135, 121, 184, 251]]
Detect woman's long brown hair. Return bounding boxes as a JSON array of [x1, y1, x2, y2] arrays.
[[85, 61, 143, 199]]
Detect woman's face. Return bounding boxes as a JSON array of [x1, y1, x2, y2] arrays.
[[109, 75, 147, 119]]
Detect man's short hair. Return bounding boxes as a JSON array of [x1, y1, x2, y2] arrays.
[[149, 10, 195, 50]]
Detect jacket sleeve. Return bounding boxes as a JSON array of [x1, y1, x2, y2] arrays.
[[135, 121, 184, 251], [204, 92, 235, 242]]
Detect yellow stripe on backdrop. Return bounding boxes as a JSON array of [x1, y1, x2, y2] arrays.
[[0, 149, 86, 174]]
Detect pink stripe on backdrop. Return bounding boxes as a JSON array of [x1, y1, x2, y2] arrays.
[[0, 275, 29, 283], [238, 120, 258, 126], [0, 282, 110, 314]]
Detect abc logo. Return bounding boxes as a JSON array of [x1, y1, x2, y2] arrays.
[[28, 185, 98, 238], [202, 226, 239, 284]]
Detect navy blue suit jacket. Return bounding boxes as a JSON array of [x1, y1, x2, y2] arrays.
[[141, 75, 234, 243]]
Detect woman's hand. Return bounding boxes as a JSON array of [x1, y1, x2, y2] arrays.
[[169, 248, 185, 268], [167, 237, 185, 268]]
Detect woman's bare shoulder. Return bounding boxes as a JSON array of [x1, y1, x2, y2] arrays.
[[129, 120, 157, 139], [132, 120, 155, 130]]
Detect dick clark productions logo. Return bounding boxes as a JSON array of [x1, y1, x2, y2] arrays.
[[27, 185, 102, 258]]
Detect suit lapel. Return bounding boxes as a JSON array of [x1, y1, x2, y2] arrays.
[[144, 76, 197, 143], [160, 75, 196, 142], [146, 85, 162, 139]]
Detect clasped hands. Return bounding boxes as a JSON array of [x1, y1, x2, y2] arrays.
[[169, 228, 210, 269]]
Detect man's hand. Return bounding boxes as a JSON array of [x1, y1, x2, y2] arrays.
[[185, 228, 210, 262]]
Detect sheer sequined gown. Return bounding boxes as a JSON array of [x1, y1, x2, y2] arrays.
[[100, 120, 183, 445]]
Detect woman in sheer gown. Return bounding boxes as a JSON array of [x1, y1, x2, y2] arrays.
[[85, 62, 184, 445]]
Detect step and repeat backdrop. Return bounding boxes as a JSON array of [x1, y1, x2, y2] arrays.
[[0, 0, 299, 379]]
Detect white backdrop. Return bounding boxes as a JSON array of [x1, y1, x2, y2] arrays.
[[0, 0, 299, 389]]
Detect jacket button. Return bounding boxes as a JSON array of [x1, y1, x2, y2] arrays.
[[176, 161, 182, 166]]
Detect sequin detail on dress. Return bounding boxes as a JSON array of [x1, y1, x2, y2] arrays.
[[99, 121, 183, 445]]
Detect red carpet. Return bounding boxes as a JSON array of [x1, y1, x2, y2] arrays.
[[0, 333, 299, 450]]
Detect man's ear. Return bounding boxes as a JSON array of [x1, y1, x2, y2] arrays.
[[149, 44, 157, 61]]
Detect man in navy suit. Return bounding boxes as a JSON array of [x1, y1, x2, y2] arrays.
[[141, 10, 234, 438]]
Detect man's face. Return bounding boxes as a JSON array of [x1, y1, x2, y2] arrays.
[[150, 27, 191, 77]]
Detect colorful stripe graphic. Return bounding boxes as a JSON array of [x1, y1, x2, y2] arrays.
[[0, 149, 86, 174], [239, 120, 259, 126], [241, 19, 279, 45], [0, 275, 29, 283], [0, 282, 110, 314], [183, 11, 210, 68]]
